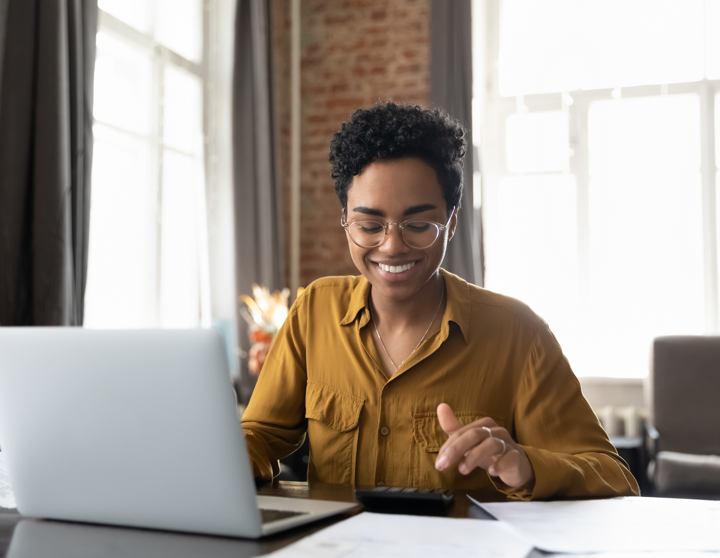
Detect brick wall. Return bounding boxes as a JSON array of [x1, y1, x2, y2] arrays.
[[272, 0, 431, 288]]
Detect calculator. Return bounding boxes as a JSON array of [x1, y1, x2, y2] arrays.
[[354, 486, 455, 512]]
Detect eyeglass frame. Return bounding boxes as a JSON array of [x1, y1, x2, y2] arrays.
[[340, 207, 456, 249]]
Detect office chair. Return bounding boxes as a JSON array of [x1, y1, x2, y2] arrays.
[[647, 336, 720, 499]]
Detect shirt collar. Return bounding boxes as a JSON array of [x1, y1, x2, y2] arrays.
[[339, 269, 471, 343], [340, 275, 372, 327], [439, 268, 471, 344]]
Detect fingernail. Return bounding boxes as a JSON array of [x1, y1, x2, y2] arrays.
[[459, 463, 468, 474], [488, 466, 496, 476], [435, 456, 448, 470]]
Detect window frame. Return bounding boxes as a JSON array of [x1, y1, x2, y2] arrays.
[[92, 4, 213, 328], [476, 0, 720, 373]]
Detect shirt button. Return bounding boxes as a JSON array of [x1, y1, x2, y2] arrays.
[[381, 427, 389, 436], [377, 481, 386, 487]]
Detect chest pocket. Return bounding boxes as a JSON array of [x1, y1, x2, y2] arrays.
[[411, 411, 506, 489], [305, 381, 364, 484]]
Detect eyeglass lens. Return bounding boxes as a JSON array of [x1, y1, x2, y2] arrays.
[[348, 220, 440, 249]]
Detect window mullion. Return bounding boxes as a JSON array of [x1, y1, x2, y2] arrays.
[[568, 97, 590, 328], [153, 45, 166, 327], [700, 80, 718, 332]]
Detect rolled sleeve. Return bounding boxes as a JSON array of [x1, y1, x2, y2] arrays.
[[241, 295, 309, 480], [494, 324, 640, 500]]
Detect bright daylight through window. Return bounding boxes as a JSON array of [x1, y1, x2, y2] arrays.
[[85, 0, 210, 329], [475, 0, 720, 377]]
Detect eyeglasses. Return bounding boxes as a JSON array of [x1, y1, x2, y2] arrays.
[[341, 208, 456, 249]]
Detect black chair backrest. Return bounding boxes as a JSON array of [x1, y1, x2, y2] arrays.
[[650, 336, 720, 455]]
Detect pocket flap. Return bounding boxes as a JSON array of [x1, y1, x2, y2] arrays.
[[305, 381, 364, 432], [413, 412, 505, 452]]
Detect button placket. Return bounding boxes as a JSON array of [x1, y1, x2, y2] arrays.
[[375, 386, 390, 487]]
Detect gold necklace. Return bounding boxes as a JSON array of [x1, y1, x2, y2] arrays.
[[370, 284, 445, 372]]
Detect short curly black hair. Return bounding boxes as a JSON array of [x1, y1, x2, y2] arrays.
[[328, 102, 467, 214]]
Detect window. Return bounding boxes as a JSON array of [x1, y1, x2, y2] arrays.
[[475, 0, 720, 377], [85, 0, 212, 328]]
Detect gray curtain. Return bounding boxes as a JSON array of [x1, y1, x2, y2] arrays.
[[0, 0, 97, 326], [430, 0, 484, 286], [0, 0, 7, 109], [233, 0, 285, 403]]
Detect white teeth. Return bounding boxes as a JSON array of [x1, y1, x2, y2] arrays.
[[379, 262, 415, 274]]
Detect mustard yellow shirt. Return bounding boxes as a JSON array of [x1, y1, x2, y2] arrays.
[[241, 269, 639, 500]]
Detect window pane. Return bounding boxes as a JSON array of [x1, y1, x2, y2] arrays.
[[499, 0, 580, 96], [163, 64, 203, 155], [98, 0, 151, 33], [587, 95, 704, 377], [706, 0, 720, 79], [487, 175, 579, 360], [85, 125, 155, 328], [589, 95, 701, 175], [499, 0, 706, 95], [94, 32, 153, 136], [159, 150, 204, 328], [581, 0, 704, 90], [155, 0, 203, 63], [506, 112, 568, 173]]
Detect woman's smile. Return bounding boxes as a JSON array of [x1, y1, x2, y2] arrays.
[[372, 259, 420, 281]]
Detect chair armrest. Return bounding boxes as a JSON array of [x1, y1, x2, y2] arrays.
[[654, 451, 720, 496]]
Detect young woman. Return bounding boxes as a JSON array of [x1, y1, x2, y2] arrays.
[[241, 103, 639, 500]]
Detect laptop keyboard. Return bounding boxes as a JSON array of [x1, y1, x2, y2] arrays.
[[260, 508, 310, 524]]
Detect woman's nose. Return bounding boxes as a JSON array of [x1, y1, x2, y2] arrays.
[[379, 223, 409, 253]]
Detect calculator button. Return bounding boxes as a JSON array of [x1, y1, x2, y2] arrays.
[[418, 488, 431, 493], [372, 486, 389, 492], [402, 488, 418, 493], [388, 487, 403, 492]]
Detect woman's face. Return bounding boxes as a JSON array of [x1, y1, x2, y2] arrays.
[[344, 157, 457, 303]]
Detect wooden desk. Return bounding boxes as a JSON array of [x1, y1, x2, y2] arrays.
[[0, 482, 498, 558]]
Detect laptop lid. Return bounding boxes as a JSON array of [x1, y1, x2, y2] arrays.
[[0, 328, 264, 538]]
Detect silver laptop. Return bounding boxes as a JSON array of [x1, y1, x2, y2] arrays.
[[0, 328, 357, 538]]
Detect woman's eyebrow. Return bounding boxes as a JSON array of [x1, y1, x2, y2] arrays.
[[352, 204, 437, 217], [404, 204, 437, 216], [352, 206, 385, 217]]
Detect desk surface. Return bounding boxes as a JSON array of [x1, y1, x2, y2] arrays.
[[0, 482, 498, 558]]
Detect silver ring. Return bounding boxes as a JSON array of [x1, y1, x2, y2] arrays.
[[497, 439, 507, 458], [482, 426, 493, 439]]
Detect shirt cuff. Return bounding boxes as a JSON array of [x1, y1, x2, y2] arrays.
[[244, 431, 280, 481], [488, 445, 564, 501]]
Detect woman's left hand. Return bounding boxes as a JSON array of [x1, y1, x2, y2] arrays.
[[434, 403, 536, 489]]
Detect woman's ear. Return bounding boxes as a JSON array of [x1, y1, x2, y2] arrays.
[[448, 210, 458, 241]]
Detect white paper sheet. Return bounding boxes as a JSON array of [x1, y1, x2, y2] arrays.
[[472, 496, 720, 553], [561, 553, 720, 558], [0, 453, 17, 509], [260, 511, 533, 558]]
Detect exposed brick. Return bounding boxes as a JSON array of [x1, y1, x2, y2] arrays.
[[325, 97, 366, 109], [273, 0, 431, 287]]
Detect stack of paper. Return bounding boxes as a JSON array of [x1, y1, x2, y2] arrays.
[[262, 512, 534, 558], [473, 496, 720, 554]]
